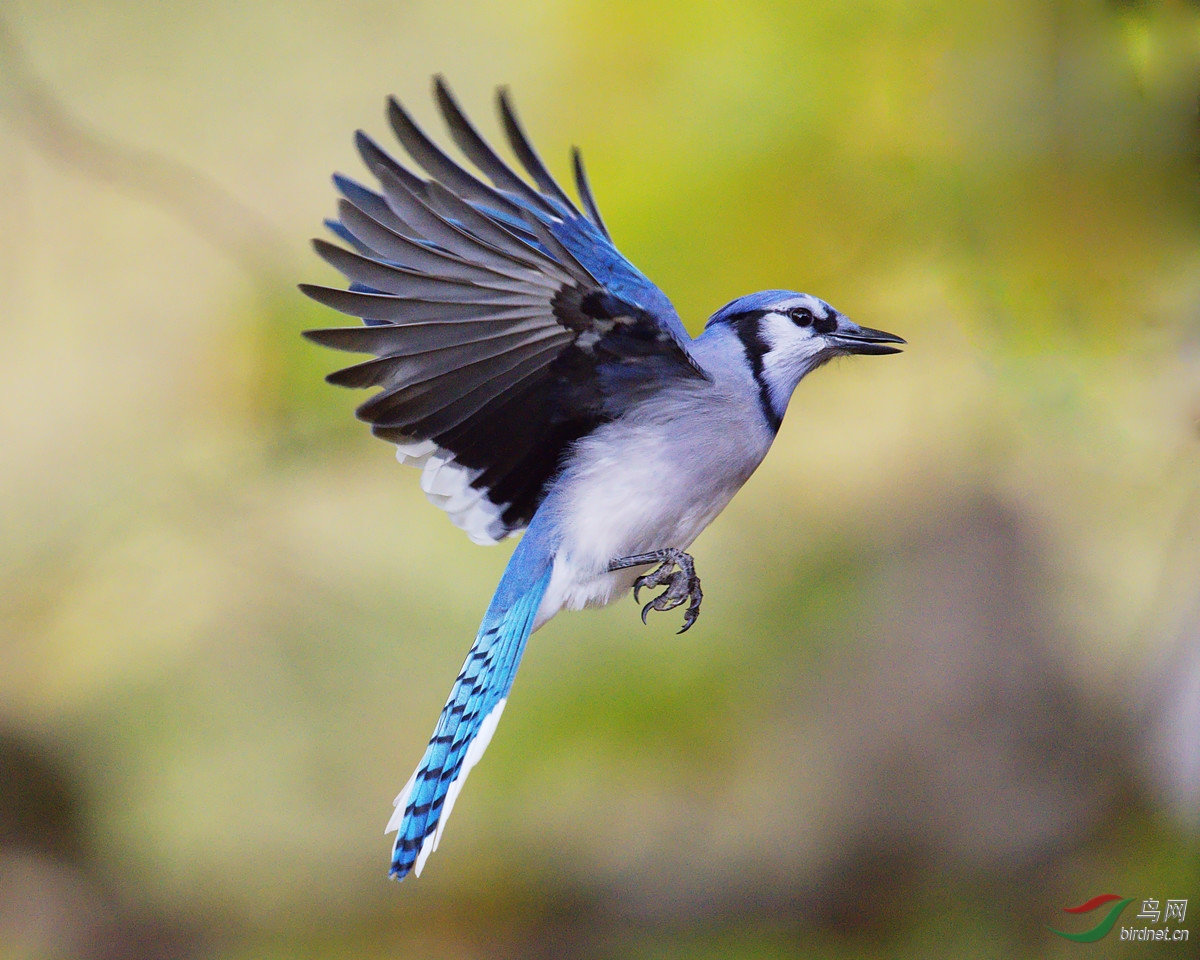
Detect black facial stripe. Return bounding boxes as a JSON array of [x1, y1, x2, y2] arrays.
[[724, 310, 782, 433], [813, 311, 837, 335]]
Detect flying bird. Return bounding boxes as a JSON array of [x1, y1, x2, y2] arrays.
[[301, 79, 904, 881]]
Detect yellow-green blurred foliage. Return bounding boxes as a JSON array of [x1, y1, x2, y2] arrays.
[[1, 1, 1198, 958]]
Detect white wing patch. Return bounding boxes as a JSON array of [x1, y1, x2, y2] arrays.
[[395, 440, 511, 545], [394, 438, 438, 469]]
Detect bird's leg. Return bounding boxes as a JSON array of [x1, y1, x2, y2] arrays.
[[607, 548, 703, 633]]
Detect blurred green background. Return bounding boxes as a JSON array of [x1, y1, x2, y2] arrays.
[[1, 0, 1198, 957]]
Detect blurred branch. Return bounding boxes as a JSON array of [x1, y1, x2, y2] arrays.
[[0, 14, 282, 280]]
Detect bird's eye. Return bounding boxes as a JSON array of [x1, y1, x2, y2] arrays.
[[789, 307, 813, 327]]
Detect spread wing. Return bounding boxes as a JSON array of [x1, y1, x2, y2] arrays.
[[302, 78, 704, 543]]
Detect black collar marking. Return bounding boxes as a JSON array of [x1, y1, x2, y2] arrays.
[[719, 309, 781, 433]]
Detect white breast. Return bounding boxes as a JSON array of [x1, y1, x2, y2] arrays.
[[533, 369, 774, 629]]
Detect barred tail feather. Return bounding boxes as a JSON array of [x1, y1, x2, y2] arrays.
[[387, 565, 552, 879]]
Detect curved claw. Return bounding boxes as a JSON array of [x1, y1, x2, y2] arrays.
[[641, 590, 684, 622], [617, 549, 704, 632], [676, 581, 703, 634], [677, 607, 698, 635]]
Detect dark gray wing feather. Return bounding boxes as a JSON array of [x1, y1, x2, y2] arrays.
[[571, 147, 611, 240], [386, 96, 536, 222], [313, 239, 544, 300], [496, 87, 582, 218], [354, 130, 429, 199], [300, 286, 546, 324], [304, 317, 552, 356], [323, 327, 568, 389], [372, 166, 557, 277], [433, 77, 568, 218], [303, 80, 702, 539]]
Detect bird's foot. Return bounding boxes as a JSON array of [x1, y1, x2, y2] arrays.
[[607, 548, 703, 633]]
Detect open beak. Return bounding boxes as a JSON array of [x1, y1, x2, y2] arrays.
[[831, 322, 906, 356]]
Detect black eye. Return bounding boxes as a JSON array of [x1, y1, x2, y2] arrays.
[[788, 307, 813, 326]]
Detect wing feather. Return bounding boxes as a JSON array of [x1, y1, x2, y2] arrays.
[[571, 147, 611, 240], [331, 174, 415, 239], [303, 317, 552, 356], [354, 130, 430, 199], [433, 77, 562, 216], [386, 96, 540, 222], [304, 80, 701, 539], [373, 167, 563, 278], [497, 88, 581, 218], [300, 285, 547, 324], [325, 327, 568, 389], [357, 339, 569, 431], [333, 200, 549, 288], [398, 354, 571, 440], [313, 239, 545, 300], [420, 181, 588, 283]]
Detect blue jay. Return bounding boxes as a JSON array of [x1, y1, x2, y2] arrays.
[[301, 79, 904, 881]]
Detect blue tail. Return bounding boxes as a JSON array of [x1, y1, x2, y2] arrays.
[[387, 560, 553, 880]]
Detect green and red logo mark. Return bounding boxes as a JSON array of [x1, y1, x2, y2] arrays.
[[1048, 894, 1135, 942]]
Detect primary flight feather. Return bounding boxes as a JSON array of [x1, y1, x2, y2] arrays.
[[302, 78, 904, 881]]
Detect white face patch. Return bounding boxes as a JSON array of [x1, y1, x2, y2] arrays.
[[757, 305, 835, 410]]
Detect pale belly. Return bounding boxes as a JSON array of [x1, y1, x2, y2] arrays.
[[531, 396, 772, 630]]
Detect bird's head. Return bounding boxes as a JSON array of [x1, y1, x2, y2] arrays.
[[705, 290, 904, 428]]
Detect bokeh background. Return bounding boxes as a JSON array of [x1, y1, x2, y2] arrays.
[[2, 1, 1199, 957]]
